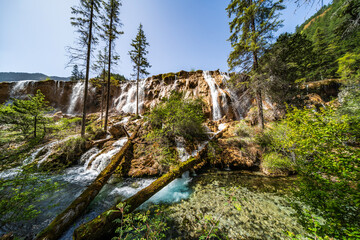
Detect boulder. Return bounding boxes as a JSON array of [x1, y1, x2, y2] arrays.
[[109, 123, 126, 138], [53, 111, 63, 121]]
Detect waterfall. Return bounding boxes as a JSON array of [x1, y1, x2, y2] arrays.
[[221, 73, 249, 119], [114, 80, 145, 114], [67, 81, 85, 114], [10, 80, 36, 98], [203, 71, 222, 120]]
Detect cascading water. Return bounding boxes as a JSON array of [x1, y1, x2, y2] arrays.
[[203, 71, 223, 120], [67, 81, 85, 114], [114, 80, 145, 114], [10, 80, 36, 98], [86, 138, 128, 172], [221, 73, 252, 119]]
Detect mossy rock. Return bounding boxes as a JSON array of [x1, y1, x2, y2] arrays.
[[176, 70, 188, 78], [38, 137, 88, 171]]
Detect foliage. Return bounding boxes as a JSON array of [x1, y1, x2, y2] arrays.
[[259, 33, 312, 109], [71, 65, 84, 81], [129, 24, 151, 79], [0, 171, 60, 227], [337, 52, 360, 79], [68, 0, 101, 69], [268, 106, 360, 238], [296, 0, 360, 80], [262, 152, 294, 173], [234, 120, 254, 137], [113, 204, 170, 240], [0, 90, 53, 139], [226, 0, 284, 71], [146, 91, 206, 143]]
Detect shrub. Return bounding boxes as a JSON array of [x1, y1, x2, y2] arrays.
[[113, 204, 170, 240], [262, 152, 294, 173], [272, 106, 360, 238], [234, 121, 253, 137], [146, 91, 207, 143]]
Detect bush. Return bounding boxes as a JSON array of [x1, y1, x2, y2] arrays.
[[234, 121, 253, 137], [262, 152, 294, 173], [272, 106, 360, 238], [146, 91, 207, 143]]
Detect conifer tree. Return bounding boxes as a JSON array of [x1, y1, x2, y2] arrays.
[[227, 0, 284, 129], [129, 24, 151, 117], [100, 0, 123, 132], [69, 0, 101, 137], [71, 65, 81, 81]]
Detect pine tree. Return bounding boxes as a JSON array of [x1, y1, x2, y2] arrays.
[[227, 0, 284, 129], [100, 0, 123, 132], [129, 24, 151, 117], [312, 27, 337, 79], [69, 0, 101, 137], [0, 90, 53, 139], [71, 65, 81, 81]]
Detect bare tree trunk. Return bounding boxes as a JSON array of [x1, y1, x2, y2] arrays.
[[73, 127, 228, 240], [100, 83, 104, 128], [104, 8, 114, 132], [81, 0, 95, 137], [34, 115, 37, 138], [35, 125, 141, 240]]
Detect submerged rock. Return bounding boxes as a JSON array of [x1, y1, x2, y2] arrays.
[[168, 173, 306, 239]]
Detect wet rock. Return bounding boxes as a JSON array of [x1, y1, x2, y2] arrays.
[[109, 123, 126, 138]]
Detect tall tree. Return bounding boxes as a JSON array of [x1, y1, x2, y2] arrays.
[[100, 0, 123, 132], [227, 0, 284, 129], [101, 0, 123, 131], [129, 24, 151, 117], [92, 46, 120, 128], [70, 65, 81, 81], [69, 0, 101, 137]]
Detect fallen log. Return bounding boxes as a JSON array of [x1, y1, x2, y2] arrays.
[[73, 126, 228, 240], [35, 125, 141, 240], [92, 137, 114, 147]]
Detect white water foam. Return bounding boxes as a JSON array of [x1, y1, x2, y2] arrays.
[[87, 138, 128, 172], [67, 81, 85, 114], [203, 71, 223, 120], [10, 80, 36, 98], [114, 80, 145, 114]]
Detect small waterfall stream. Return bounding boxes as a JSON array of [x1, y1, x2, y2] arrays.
[[67, 81, 85, 114], [203, 71, 222, 120], [114, 80, 146, 114]]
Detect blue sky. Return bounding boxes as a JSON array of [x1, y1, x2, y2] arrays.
[[0, 0, 331, 79]]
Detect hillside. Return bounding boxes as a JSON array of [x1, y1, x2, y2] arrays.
[[0, 72, 70, 82]]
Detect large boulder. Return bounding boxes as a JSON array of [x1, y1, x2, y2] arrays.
[[109, 123, 126, 138]]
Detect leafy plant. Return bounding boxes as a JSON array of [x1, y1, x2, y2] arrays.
[[0, 171, 60, 227], [113, 204, 170, 240], [269, 106, 360, 238], [262, 152, 294, 173], [146, 91, 207, 143]]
